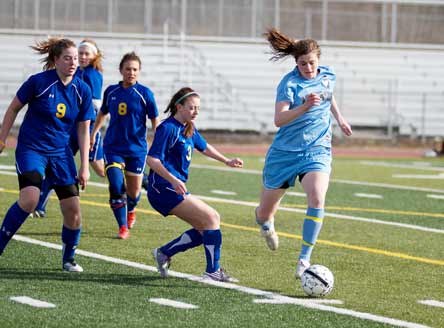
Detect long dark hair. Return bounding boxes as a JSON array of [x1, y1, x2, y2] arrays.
[[264, 28, 321, 62], [165, 87, 199, 138], [31, 37, 76, 70], [119, 51, 142, 71]]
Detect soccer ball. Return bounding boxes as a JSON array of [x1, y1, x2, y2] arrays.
[[301, 264, 334, 297]]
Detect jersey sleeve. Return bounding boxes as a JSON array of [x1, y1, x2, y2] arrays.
[[16, 75, 36, 105], [77, 83, 95, 122], [193, 128, 207, 152], [84, 69, 103, 100], [100, 87, 110, 114], [148, 123, 171, 162], [275, 76, 294, 104], [145, 89, 159, 119]]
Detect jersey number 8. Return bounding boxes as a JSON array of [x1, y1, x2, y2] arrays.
[[118, 102, 127, 116]]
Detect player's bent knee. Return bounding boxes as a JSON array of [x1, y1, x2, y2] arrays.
[[18, 171, 43, 190], [54, 184, 80, 200]]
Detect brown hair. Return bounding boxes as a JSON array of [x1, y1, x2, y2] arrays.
[[119, 51, 142, 71], [164, 87, 199, 138], [79, 38, 103, 72], [264, 28, 321, 62], [31, 37, 76, 70]]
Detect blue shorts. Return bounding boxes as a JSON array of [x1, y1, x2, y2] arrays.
[[263, 146, 332, 189], [69, 125, 104, 162], [146, 176, 186, 216], [15, 148, 78, 187], [104, 153, 146, 175]]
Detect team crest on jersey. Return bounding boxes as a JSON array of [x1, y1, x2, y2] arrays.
[[321, 76, 330, 88]]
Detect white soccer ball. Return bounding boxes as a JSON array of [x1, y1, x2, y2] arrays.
[[301, 264, 334, 297]]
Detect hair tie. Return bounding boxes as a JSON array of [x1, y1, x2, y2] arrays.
[[79, 41, 98, 55], [174, 91, 199, 106]]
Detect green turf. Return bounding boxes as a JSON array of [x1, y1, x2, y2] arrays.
[[1, 150, 443, 327]]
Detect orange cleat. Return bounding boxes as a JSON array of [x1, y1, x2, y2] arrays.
[[127, 211, 136, 229], [117, 225, 129, 239]]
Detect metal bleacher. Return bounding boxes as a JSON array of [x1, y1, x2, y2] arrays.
[[1, 32, 443, 137]]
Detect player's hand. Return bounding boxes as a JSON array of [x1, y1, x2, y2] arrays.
[[338, 118, 353, 136], [78, 166, 90, 191], [89, 132, 97, 151], [304, 93, 321, 109], [172, 178, 187, 195], [225, 158, 243, 168], [0, 140, 5, 154]]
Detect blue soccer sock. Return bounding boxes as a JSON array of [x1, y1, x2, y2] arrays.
[[202, 229, 222, 273], [299, 207, 324, 262], [127, 192, 141, 213], [0, 202, 30, 255], [160, 229, 203, 257], [36, 178, 53, 212], [106, 164, 127, 228], [61, 225, 81, 262]]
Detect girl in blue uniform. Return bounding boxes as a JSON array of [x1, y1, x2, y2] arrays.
[[33, 39, 105, 217], [92, 52, 159, 239], [255, 28, 352, 278], [0, 37, 94, 272], [148, 87, 243, 282]]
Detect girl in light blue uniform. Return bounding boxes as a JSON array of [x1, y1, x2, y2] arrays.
[[255, 28, 353, 278], [0, 38, 94, 272], [147, 87, 243, 282]]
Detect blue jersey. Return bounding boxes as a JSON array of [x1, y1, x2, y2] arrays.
[[272, 65, 336, 152], [75, 66, 103, 101], [101, 82, 158, 157], [148, 116, 207, 183], [16, 69, 94, 155]]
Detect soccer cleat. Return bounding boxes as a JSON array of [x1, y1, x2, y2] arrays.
[[127, 211, 136, 229], [295, 259, 310, 279], [63, 260, 83, 272], [203, 268, 239, 283], [117, 225, 129, 239], [260, 225, 279, 251], [152, 248, 171, 278], [30, 210, 46, 218]]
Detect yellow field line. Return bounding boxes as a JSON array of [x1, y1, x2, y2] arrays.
[[1, 188, 443, 266]]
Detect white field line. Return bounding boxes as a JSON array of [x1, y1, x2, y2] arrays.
[[1, 173, 444, 235], [392, 174, 444, 179], [286, 191, 306, 197], [210, 190, 237, 196], [253, 297, 344, 305], [0, 164, 15, 170], [427, 194, 444, 200], [191, 164, 444, 194], [11, 235, 430, 328], [354, 193, 383, 199], [149, 298, 198, 309], [359, 161, 444, 172], [10, 296, 56, 308], [417, 300, 444, 309]]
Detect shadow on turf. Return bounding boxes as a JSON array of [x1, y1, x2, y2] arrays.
[[0, 267, 209, 289]]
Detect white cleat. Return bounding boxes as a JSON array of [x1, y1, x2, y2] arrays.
[[203, 268, 239, 283], [295, 259, 310, 279], [152, 248, 170, 278], [260, 226, 279, 251], [63, 260, 83, 272]]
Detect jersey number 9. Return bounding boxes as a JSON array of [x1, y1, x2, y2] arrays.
[[56, 103, 66, 118]]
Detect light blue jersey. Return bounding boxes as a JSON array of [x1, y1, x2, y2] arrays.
[[272, 65, 335, 152]]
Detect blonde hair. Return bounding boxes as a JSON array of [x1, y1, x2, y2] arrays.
[[31, 37, 76, 70], [79, 38, 103, 72], [165, 87, 199, 138], [264, 28, 321, 62]]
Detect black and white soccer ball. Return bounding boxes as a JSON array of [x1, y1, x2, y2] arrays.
[[301, 264, 334, 297]]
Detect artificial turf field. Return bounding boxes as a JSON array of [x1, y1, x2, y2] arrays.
[[1, 148, 443, 328]]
